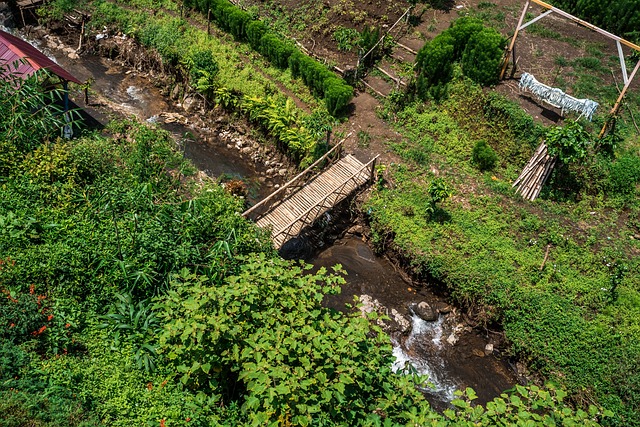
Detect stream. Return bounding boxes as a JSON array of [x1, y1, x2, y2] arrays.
[[2, 15, 517, 411], [313, 236, 517, 410]]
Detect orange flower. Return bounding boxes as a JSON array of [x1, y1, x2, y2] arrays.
[[32, 325, 47, 336], [147, 382, 153, 391], [160, 419, 166, 427], [9, 323, 15, 328], [47, 314, 54, 321], [185, 418, 191, 422], [65, 323, 71, 328], [29, 284, 35, 295]]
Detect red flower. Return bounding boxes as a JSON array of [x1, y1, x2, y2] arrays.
[[9, 323, 15, 328], [47, 314, 54, 321], [65, 323, 71, 328], [159, 419, 166, 427], [32, 325, 47, 336], [29, 284, 35, 295]]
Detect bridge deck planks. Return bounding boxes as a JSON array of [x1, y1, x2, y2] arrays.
[[256, 154, 370, 249]]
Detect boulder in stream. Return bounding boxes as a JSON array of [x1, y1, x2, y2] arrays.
[[411, 301, 438, 322]]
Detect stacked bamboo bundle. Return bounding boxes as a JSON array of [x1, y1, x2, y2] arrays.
[[513, 142, 557, 201]]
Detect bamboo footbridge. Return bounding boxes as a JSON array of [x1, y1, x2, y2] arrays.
[[243, 135, 378, 249]]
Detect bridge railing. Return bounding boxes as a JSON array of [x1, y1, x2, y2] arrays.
[[242, 132, 352, 220], [272, 154, 379, 247]]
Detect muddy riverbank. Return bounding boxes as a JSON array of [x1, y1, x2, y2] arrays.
[[5, 16, 520, 410], [311, 229, 518, 410]]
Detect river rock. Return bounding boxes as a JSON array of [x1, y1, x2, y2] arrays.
[[240, 147, 252, 154], [435, 302, 452, 314], [390, 308, 411, 333], [347, 224, 364, 236], [412, 301, 438, 322], [446, 332, 458, 346], [278, 236, 312, 260], [278, 168, 288, 176], [484, 343, 494, 355], [182, 96, 197, 113]]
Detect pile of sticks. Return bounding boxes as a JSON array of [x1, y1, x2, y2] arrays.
[[513, 142, 557, 201]]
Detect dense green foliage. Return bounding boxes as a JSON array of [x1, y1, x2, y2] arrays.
[[471, 140, 498, 171], [84, 0, 329, 163], [0, 61, 608, 426], [415, 18, 505, 99], [374, 74, 640, 425], [181, 0, 353, 115]]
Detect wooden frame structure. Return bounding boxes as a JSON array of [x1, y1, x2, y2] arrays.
[[243, 134, 379, 249], [500, 0, 640, 136]]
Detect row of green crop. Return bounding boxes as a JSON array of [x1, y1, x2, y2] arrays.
[[182, 0, 353, 116], [549, 0, 639, 41], [83, 0, 331, 164]]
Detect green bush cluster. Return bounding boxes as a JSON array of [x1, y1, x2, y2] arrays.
[[472, 139, 498, 171], [415, 17, 506, 99], [183, 0, 353, 116]]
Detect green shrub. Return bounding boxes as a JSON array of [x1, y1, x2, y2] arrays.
[[359, 26, 381, 67], [259, 33, 295, 69], [324, 78, 353, 116], [415, 32, 455, 87], [472, 140, 498, 171], [608, 153, 640, 195], [188, 49, 219, 82], [246, 20, 268, 50], [546, 120, 592, 163], [333, 26, 359, 51], [448, 16, 484, 57], [461, 27, 506, 86]]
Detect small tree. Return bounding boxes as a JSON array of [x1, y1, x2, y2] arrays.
[[472, 140, 498, 171], [425, 177, 452, 218], [546, 120, 592, 163]]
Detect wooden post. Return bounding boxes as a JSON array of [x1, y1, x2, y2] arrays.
[[599, 59, 640, 138], [77, 16, 85, 51], [500, 0, 530, 80], [207, 9, 211, 35], [370, 158, 377, 182], [84, 87, 89, 105]]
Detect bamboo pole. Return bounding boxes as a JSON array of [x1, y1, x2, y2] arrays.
[[500, 0, 530, 80], [599, 59, 640, 138], [242, 133, 352, 218]]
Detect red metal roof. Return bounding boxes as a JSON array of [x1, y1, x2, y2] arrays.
[[0, 29, 82, 84]]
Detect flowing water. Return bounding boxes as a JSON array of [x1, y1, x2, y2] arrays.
[[313, 236, 517, 410], [3, 23, 279, 203], [4, 18, 518, 411]]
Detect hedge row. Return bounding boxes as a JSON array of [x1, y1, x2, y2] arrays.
[[184, 0, 353, 116], [549, 0, 639, 42]]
